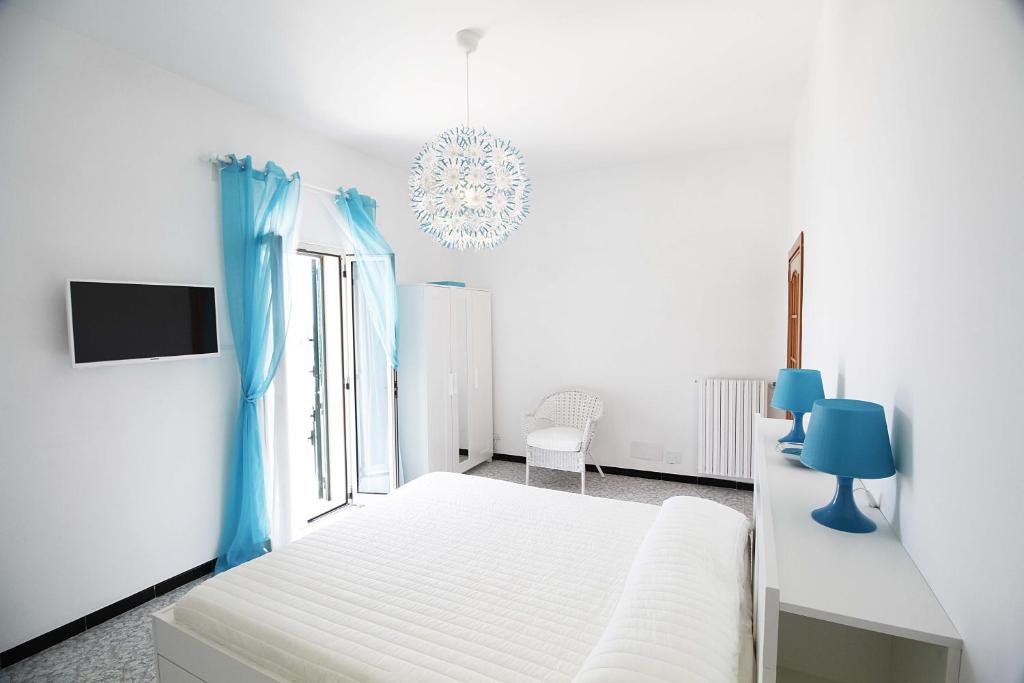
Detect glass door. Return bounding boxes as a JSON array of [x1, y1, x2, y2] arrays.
[[290, 251, 349, 521], [347, 255, 399, 494]]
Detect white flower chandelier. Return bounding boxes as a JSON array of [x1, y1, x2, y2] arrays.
[[409, 29, 531, 251]]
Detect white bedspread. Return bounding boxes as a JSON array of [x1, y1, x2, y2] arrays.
[[571, 496, 752, 683], [173, 473, 750, 682]]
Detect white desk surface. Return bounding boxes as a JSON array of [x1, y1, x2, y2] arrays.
[[756, 417, 961, 648]]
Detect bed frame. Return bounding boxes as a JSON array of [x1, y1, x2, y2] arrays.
[[152, 606, 284, 683], [153, 494, 768, 683], [155, 547, 765, 683]]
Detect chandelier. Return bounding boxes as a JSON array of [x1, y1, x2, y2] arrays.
[[409, 29, 531, 250]]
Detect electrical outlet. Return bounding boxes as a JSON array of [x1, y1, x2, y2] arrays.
[[630, 442, 664, 462]]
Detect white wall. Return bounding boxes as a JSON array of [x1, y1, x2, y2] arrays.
[[0, 6, 452, 652], [455, 146, 792, 475], [791, 2, 1024, 681]]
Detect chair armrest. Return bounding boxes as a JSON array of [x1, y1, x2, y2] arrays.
[[580, 418, 599, 453]]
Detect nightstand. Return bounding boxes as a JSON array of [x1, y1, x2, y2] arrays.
[[753, 417, 962, 683]]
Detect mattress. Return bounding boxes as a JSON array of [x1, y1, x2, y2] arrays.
[[173, 473, 751, 682]]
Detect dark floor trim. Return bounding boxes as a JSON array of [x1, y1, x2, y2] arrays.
[[492, 452, 526, 463], [153, 559, 216, 598], [0, 619, 86, 671], [492, 452, 754, 491], [0, 559, 214, 669]]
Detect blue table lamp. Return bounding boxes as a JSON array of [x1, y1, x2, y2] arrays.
[[801, 399, 896, 533], [771, 368, 824, 445]]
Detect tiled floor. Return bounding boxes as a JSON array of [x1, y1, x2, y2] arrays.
[[0, 578, 203, 683], [0, 461, 751, 682], [468, 458, 752, 517]]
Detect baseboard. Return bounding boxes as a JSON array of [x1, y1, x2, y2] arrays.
[[492, 453, 754, 491], [491, 452, 526, 463], [0, 558, 215, 669]]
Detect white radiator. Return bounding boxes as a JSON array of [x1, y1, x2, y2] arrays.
[[696, 378, 770, 480]]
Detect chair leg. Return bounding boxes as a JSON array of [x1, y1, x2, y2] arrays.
[[525, 450, 531, 487], [586, 449, 606, 478], [581, 467, 586, 495]]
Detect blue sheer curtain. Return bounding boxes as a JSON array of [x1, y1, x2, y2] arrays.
[[216, 156, 300, 573], [335, 188, 398, 369], [334, 188, 399, 493]]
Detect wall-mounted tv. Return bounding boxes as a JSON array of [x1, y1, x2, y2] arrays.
[[66, 280, 219, 367]]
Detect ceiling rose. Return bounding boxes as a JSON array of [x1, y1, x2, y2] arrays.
[[409, 29, 531, 250]]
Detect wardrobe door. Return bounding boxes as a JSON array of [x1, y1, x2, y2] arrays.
[[449, 288, 470, 471], [466, 290, 493, 467], [423, 286, 453, 475], [397, 285, 449, 483]]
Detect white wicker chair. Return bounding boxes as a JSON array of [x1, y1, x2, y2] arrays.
[[521, 390, 605, 494]]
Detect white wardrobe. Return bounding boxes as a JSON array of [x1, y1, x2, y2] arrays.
[[397, 284, 493, 483]]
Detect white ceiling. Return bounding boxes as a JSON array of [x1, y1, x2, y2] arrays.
[[15, 0, 823, 174]]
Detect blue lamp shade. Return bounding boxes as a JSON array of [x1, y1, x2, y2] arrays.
[[770, 368, 824, 444], [800, 399, 895, 533]]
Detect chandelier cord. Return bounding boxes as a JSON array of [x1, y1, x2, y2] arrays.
[[465, 49, 471, 127]]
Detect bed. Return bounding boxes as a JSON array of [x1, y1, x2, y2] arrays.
[[153, 473, 752, 682]]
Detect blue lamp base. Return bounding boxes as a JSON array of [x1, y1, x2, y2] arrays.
[[778, 411, 806, 444], [778, 445, 806, 463], [811, 476, 876, 533]]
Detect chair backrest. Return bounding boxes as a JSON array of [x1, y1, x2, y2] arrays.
[[534, 390, 604, 430]]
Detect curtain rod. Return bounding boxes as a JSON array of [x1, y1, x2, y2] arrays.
[[204, 154, 340, 197]]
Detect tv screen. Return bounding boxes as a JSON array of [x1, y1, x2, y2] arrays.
[[67, 281, 219, 366]]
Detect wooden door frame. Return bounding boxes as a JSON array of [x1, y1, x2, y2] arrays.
[[787, 232, 804, 369]]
